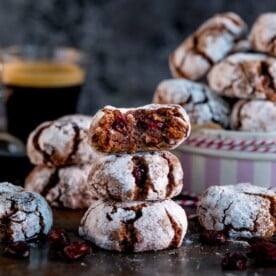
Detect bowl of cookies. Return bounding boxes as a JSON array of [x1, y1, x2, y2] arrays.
[[153, 12, 276, 193]]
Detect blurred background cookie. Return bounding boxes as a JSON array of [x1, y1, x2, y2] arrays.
[[27, 115, 100, 166], [230, 99, 276, 132], [25, 164, 95, 209], [153, 79, 230, 128], [207, 53, 276, 101], [169, 12, 247, 80], [249, 13, 276, 56]]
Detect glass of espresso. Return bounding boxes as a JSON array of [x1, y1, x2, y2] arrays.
[[1, 45, 87, 143]]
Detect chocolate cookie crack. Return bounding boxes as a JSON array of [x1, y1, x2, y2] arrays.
[[222, 201, 233, 225], [235, 100, 250, 130], [35, 205, 45, 235], [222, 13, 244, 28], [170, 53, 190, 79], [65, 122, 80, 164], [132, 156, 157, 200], [161, 153, 178, 198], [165, 210, 183, 248], [32, 122, 52, 164], [119, 204, 146, 252], [267, 35, 276, 54], [192, 35, 214, 65], [259, 61, 276, 101], [41, 168, 60, 197]]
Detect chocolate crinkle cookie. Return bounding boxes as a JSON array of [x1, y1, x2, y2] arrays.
[[169, 12, 247, 80], [79, 199, 187, 252], [0, 182, 53, 242], [153, 79, 230, 128], [197, 183, 276, 239], [27, 115, 100, 166], [25, 164, 95, 209], [87, 151, 183, 201], [249, 13, 276, 56], [88, 104, 191, 153], [231, 99, 276, 132], [207, 53, 276, 102]]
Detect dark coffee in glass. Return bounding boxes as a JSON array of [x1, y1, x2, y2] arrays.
[[1, 46, 87, 142]]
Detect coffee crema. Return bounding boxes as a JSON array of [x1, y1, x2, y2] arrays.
[[2, 62, 85, 87], [2, 62, 86, 142]]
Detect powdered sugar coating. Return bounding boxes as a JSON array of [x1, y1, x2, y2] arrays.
[[207, 53, 276, 101], [169, 12, 246, 80], [25, 164, 96, 209], [153, 79, 230, 128], [197, 183, 276, 238], [27, 115, 100, 166], [231, 99, 276, 132], [79, 199, 187, 252], [0, 182, 53, 242], [89, 104, 191, 153], [87, 151, 183, 201], [249, 13, 276, 56]]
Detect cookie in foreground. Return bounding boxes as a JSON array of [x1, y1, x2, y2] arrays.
[[79, 199, 187, 252], [89, 104, 191, 153], [0, 182, 53, 242], [197, 183, 276, 238]]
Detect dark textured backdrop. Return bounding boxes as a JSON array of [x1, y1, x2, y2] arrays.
[[0, 0, 275, 114]]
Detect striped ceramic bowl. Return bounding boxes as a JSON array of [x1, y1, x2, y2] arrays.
[[173, 128, 276, 194]]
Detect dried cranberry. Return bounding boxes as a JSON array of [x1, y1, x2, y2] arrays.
[[221, 252, 247, 270], [63, 241, 92, 260], [112, 113, 127, 132], [200, 230, 227, 245], [247, 237, 276, 265], [133, 164, 147, 187], [47, 228, 70, 249], [137, 118, 164, 131], [4, 241, 30, 258]]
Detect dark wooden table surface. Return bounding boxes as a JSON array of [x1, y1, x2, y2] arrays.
[[0, 207, 275, 276]]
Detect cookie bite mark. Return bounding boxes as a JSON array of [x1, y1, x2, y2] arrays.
[[90, 105, 190, 153], [32, 122, 52, 164], [134, 106, 187, 150], [165, 210, 183, 248]]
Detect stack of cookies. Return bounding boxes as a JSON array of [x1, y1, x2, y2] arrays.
[[153, 12, 276, 133], [24, 115, 99, 209], [79, 104, 191, 252]]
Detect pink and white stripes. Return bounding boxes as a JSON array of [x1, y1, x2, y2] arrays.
[[174, 135, 276, 194], [186, 136, 276, 153]]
